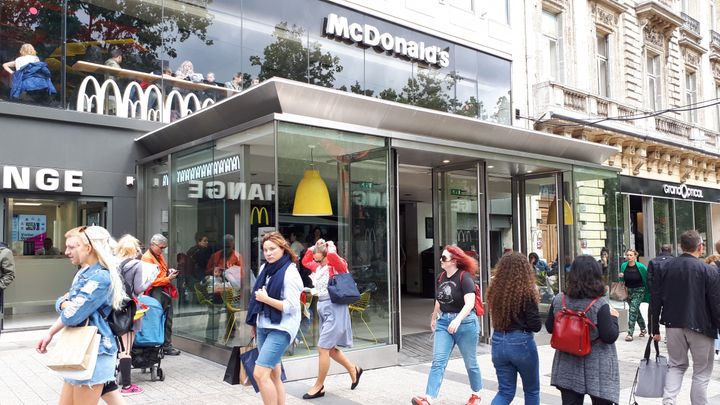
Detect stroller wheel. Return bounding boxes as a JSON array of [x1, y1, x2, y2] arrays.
[[158, 367, 165, 381], [150, 367, 157, 382]]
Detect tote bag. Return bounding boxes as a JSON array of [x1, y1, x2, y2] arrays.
[[46, 324, 99, 371], [327, 272, 361, 305], [50, 334, 100, 381], [609, 281, 628, 301], [631, 337, 667, 401]]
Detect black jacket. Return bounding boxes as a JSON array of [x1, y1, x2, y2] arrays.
[[650, 253, 720, 339], [646, 252, 673, 324]]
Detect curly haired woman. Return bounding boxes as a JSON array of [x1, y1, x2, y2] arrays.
[[487, 252, 541, 405], [412, 246, 482, 405]]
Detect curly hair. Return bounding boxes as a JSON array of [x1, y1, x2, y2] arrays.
[[565, 255, 605, 299], [445, 245, 478, 275], [487, 252, 539, 331]]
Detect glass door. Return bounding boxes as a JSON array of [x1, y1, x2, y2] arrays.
[[433, 162, 487, 337]]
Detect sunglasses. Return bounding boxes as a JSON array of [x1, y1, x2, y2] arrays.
[[78, 225, 93, 247], [440, 254, 452, 263]]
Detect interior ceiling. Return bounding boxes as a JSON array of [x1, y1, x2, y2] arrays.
[[396, 146, 556, 204]]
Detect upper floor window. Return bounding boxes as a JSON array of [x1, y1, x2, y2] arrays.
[[646, 54, 662, 110], [711, 2, 717, 31], [685, 71, 698, 123], [715, 83, 720, 130], [596, 34, 609, 97], [541, 11, 561, 80], [682, 0, 689, 14], [448, 0, 474, 12], [488, 0, 509, 24]]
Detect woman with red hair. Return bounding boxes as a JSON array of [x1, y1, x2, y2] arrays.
[[412, 245, 482, 405]]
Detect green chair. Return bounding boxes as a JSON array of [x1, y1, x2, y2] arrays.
[[348, 291, 377, 344]]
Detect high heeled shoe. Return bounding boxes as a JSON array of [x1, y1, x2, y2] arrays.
[[302, 386, 325, 399], [351, 366, 363, 390]]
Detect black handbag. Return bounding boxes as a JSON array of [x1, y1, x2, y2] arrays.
[[327, 272, 361, 305], [106, 297, 137, 337], [223, 345, 242, 385]]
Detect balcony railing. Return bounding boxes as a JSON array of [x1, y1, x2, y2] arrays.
[[681, 12, 701, 38], [532, 82, 720, 153]]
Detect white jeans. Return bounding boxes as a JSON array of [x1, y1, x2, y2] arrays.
[[663, 328, 715, 405]]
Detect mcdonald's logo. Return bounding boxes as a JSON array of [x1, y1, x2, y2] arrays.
[[251, 207, 269, 225]]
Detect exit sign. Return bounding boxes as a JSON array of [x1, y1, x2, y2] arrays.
[[450, 188, 464, 196], [357, 182, 374, 190]]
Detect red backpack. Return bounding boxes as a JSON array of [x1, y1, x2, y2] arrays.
[[437, 271, 485, 316], [550, 294, 599, 357]]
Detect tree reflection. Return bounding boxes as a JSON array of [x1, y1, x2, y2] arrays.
[[250, 22, 343, 87]]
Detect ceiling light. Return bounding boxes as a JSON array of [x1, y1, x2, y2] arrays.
[[487, 165, 494, 169], [14, 202, 42, 206], [293, 145, 333, 216], [442, 159, 450, 163], [526, 170, 533, 173]]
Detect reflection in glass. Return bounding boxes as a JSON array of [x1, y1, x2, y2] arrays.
[[653, 199, 675, 257], [675, 200, 693, 252], [694, 202, 708, 256], [277, 122, 389, 357], [524, 176, 558, 297]]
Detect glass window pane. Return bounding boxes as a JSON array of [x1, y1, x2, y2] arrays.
[[675, 200, 694, 251], [542, 11, 558, 37], [0, 1, 62, 105], [653, 198, 675, 257], [694, 202, 708, 256], [277, 122, 389, 353]]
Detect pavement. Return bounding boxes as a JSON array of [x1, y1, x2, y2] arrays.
[[1, 329, 719, 405]]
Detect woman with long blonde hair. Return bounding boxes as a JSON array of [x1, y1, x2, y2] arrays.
[[36, 226, 127, 404], [487, 252, 541, 404]]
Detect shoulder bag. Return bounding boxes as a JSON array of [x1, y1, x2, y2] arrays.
[[631, 337, 667, 401], [327, 271, 361, 305], [609, 281, 628, 301]]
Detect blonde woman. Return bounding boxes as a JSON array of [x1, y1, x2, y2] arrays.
[[114, 235, 152, 396], [2, 43, 39, 74], [36, 226, 127, 404]]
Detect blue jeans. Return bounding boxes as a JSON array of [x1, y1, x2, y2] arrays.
[[491, 331, 540, 405], [425, 312, 482, 398]]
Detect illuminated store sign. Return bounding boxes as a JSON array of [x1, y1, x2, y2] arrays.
[[188, 180, 274, 201], [1, 166, 83, 192], [662, 183, 704, 199], [324, 13, 450, 68]]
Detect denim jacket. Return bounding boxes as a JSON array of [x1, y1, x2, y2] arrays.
[[55, 262, 117, 355]]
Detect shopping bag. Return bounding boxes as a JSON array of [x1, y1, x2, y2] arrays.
[[46, 324, 99, 371], [240, 346, 287, 393], [327, 272, 361, 305], [50, 334, 100, 381], [609, 281, 628, 301], [224, 339, 255, 386], [631, 337, 667, 401]]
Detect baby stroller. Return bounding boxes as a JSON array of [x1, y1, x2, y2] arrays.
[[131, 295, 166, 381]]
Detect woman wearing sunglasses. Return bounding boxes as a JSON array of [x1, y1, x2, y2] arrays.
[[36, 226, 127, 404], [300, 239, 362, 399], [412, 246, 482, 405]]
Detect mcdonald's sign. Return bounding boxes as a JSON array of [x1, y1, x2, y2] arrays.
[[251, 207, 269, 225]]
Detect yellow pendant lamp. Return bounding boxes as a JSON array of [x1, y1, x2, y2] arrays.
[[547, 198, 573, 225], [293, 146, 333, 216]]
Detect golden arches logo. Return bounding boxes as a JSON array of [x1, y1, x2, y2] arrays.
[[251, 207, 269, 225]]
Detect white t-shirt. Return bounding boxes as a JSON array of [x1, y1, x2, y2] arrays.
[[15, 55, 40, 71]]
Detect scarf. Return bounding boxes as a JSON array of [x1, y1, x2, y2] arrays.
[[245, 254, 292, 326]]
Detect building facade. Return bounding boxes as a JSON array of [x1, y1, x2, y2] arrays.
[[1, 0, 627, 375], [527, 0, 720, 270]]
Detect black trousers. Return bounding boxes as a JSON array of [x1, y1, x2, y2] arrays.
[[559, 388, 616, 405], [148, 286, 173, 347]]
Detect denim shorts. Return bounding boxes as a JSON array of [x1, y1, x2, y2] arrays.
[[65, 353, 117, 386], [256, 328, 291, 369]]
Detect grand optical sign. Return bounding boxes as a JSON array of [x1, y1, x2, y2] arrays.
[[1, 166, 83, 193], [324, 13, 450, 68], [663, 183, 704, 199]]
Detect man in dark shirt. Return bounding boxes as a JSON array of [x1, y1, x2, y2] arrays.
[[646, 244, 672, 326], [651, 230, 720, 405]]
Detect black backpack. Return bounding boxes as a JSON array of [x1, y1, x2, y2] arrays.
[[105, 260, 138, 337]]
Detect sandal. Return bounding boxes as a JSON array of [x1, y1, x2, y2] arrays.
[[625, 335, 633, 341], [639, 330, 647, 337]]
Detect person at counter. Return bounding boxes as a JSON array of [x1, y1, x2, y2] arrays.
[[207, 234, 245, 288], [36, 237, 61, 256]]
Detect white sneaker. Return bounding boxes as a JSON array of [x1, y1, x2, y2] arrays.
[[714, 353, 719, 361]]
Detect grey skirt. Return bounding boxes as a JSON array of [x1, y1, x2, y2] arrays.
[[317, 299, 353, 349]]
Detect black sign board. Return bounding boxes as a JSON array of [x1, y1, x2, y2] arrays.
[[620, 175, 720, 202]]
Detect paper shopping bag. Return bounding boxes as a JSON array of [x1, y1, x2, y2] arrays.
[[46, 325, 99, 371]]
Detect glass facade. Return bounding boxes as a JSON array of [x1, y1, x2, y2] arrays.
[[142, 121, 389, 357], [0, 0, 511, 123]]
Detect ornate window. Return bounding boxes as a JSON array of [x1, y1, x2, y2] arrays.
[[541, 10, 561, 80], [596, 33, 610, 97]]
